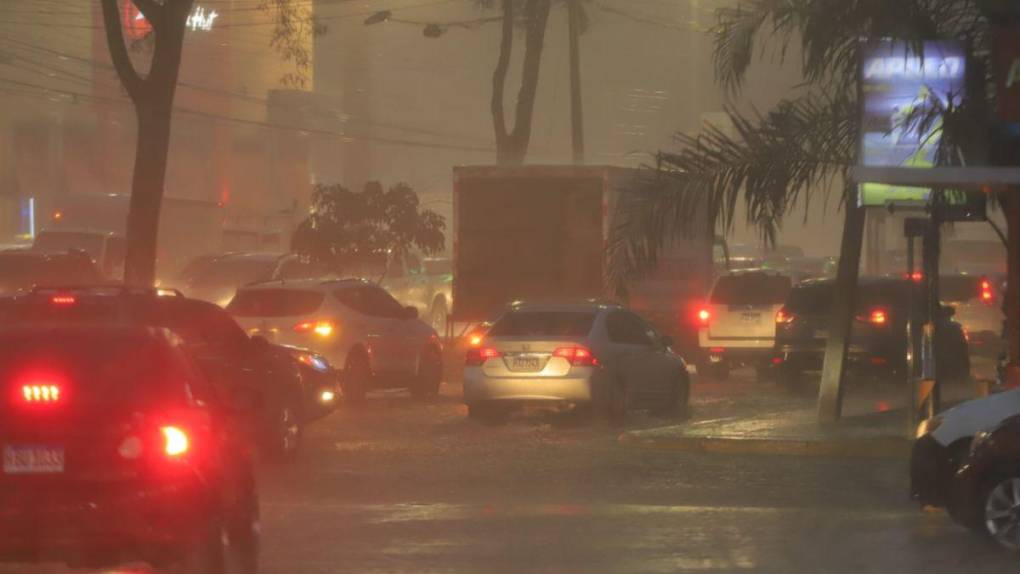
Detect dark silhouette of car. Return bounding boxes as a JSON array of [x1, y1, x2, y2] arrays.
[[0, 250, 103, 296], [2, 287, 340, 459], [0, 324, 258, 571], [773, 277, 970, 383]]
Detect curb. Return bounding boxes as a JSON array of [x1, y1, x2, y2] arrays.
[[618, 432, 911, 459]]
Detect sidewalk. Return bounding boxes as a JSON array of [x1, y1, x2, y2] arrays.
[[619, 371, 987, 459]]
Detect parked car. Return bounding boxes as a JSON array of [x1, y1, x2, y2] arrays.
[[0, 250, 104, 296], [947, 414, 1020, 550], [912, 388, 1020, 511], [940, 273, 1004, 358], [32, 228, 125, 280], [271, 252, 454, 335], [697, 271, 792, 380], [2, 287, 338, 459], [773, 277, 970, 383], [0, 324, 258, 571], [179, 252, 282, 307], [227, 278, 443, 402], [463, 301, 689, 422]]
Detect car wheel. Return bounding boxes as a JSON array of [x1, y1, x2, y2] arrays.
[[167, 520, 226, 574], [982, 475, 1020, 550], [430, 299, 449, 336], [606, 380, 628, 424], [265, 402, 302, 460], [411, 346, 443, 400], [655, 375, 690, 418], [343, 351, 370, 403]]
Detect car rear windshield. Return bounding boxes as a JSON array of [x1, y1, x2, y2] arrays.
[[939, 276, 981, 302], [227, 289, 325, 317], [487, 311, 596, 338], [711, 274, 791, 305], [0, 331, 185, 409], [785, 282, 912, 314]]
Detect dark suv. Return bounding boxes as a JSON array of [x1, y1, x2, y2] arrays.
[[0, 324, 258, 571], [773, 278, 970, 382], [2, 288, 340, 459]]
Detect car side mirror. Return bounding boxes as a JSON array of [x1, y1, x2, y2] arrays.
[[226, 387, 261, 413], [403, 306, 419, 320]]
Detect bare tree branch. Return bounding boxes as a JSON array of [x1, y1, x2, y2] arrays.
[[99, 0, 144, 101], [491, 0, 514, 143]]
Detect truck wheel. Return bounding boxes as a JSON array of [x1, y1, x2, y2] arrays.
[[411, 346, 443, 399], [343, 351, 370, 403]]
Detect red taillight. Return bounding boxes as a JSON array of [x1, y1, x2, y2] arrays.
[[869, 307, 885, 326], [909, 271, 923, 283], [553, 346, 599, 367], [980, 276, 994, 304], [293, 320, 336, 337], [466, 347, 501, 366], [160, 426, 190, 458], [697, 307, 711, 327], [50, 295, 76, 306], [21, 384, 61, 404], [775, 308, 794, 325]]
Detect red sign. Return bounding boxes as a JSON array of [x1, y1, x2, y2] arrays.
[[122, 0, 153, 40], [996, 26, 1020, 124]]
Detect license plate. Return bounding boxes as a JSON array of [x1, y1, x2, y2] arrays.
[[511, 356, 542, 371], [3, 445, 64, 474], [741, 312, 762, 323]]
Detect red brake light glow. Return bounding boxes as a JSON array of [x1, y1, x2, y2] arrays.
[[50, 295, 76, 306], [553, 346, 599, 367], [869, 309, 887, 325], [980, 277, 994, 304], [466, 347, 502, 366], [293, 320, 336, 337], [160, 426, 190, 457], [697, 308, 711, 327], [21, 384, 61, 404], [775, 308, 794, 325]]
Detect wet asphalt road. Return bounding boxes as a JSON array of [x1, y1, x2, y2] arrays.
[[6, 368, 1018, 573]]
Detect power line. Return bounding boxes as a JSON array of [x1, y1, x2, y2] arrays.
[[0, 75, 494, 154]]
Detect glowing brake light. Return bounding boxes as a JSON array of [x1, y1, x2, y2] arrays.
[[50, 295, 76, 306], [553, 346, 599, 367], [21, 384, 61, 403], [293, 320, 336, 337], [465, 347, 501, 366], [697, 307, 711, 327], [160, 426, 189, 457], [980, 277, 994, 304], [869, 309, 887, 325], [775, 308, 794, 325]]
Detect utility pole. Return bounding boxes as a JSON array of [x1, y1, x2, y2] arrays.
[[567, 0, 584, 164]]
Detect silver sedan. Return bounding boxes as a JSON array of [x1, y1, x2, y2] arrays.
[[463, 302, 689, 422]]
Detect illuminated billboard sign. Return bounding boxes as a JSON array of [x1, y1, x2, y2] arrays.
[[858, 40, 967, 207]]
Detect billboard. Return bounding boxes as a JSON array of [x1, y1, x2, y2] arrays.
[[859, 40, 967, 207]]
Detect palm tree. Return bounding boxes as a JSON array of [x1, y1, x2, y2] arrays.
[[610, 0, 992, 284]]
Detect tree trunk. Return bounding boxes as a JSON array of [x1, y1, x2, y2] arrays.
[[124, 99, 174, 287], [491, 0, 551, 166]]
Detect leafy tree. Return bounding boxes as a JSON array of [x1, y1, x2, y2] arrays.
[[291, 182, 446, 274], [611, 0, 994, 284]]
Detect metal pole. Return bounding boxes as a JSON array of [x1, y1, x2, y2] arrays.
[[567, 0, 584, 164], [906, 233, 917, 435], [818, 196, 866, 422]]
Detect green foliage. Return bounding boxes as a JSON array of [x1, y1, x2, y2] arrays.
[[291, 182, 446, 271], [611, 0, 993, 288]]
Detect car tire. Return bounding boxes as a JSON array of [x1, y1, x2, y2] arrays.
[[265, 400, 302, 461], [606, 380, 629, 425], [411, 346, 443, 400], [343, 351, 370, 403], [655, 375, 690, 419], [167, 520, 226, 574], [980, 474, 1020, 550]]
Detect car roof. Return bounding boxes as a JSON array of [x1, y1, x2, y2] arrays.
[[793, 276, 910, 289], [503, 300, 621, 313], [0, 322, 170, 343], [237, 277, 373, 291]]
